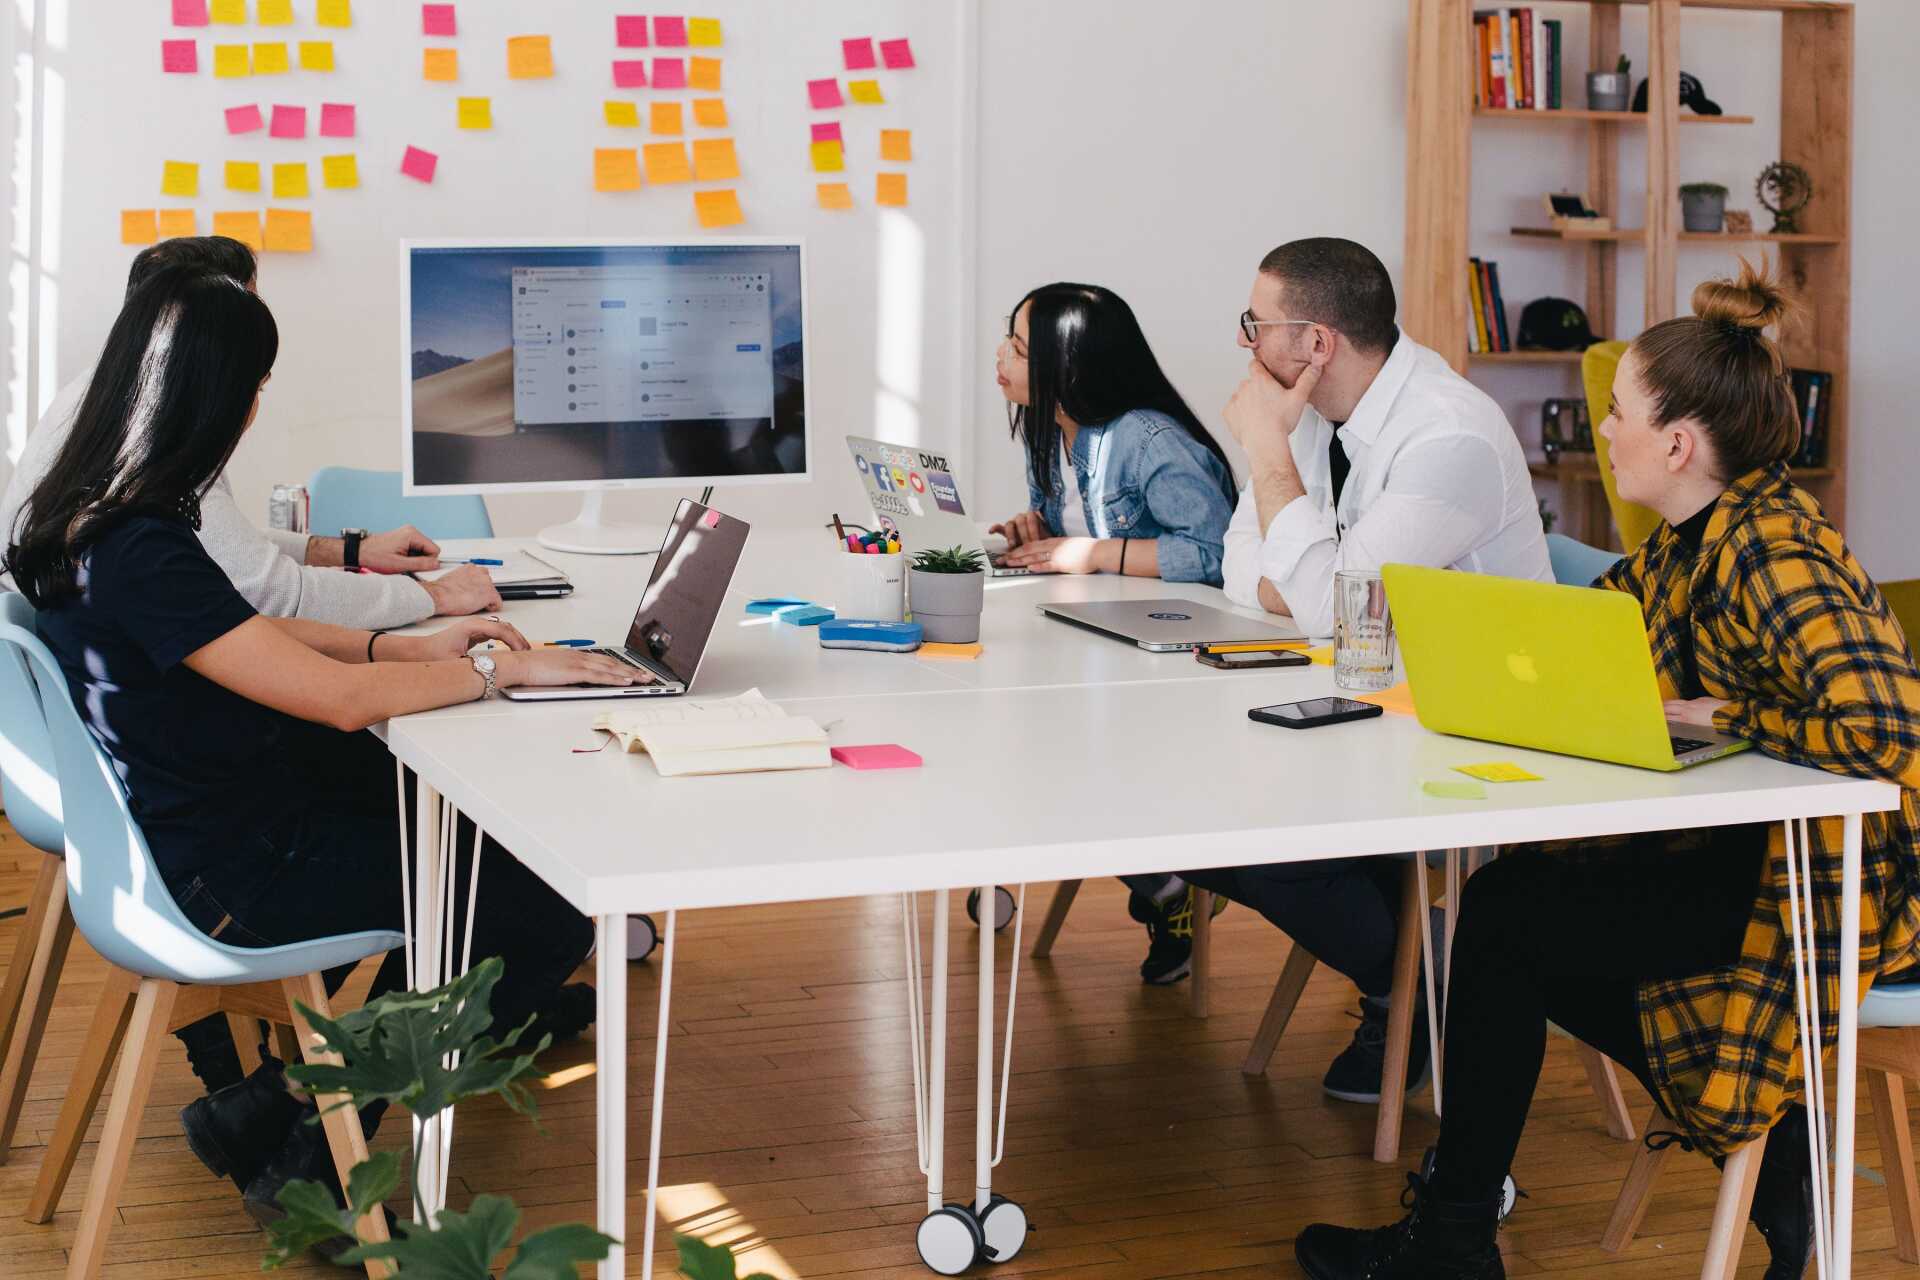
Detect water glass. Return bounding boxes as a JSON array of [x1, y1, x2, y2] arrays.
[[1333, 569, 1397, 692]]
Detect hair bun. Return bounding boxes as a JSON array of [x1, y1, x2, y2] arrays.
[[1690, 255, 1797, 333]]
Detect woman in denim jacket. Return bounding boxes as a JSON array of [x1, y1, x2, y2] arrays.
[[990, 283, 1236, 585]]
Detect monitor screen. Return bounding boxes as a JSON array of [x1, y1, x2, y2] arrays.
[[402, 239, 808, 493]]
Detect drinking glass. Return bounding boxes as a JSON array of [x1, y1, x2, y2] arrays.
[[1333, 569, 1397, 692]]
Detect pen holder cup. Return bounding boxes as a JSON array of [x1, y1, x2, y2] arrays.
[[839, 552, 907, 622]]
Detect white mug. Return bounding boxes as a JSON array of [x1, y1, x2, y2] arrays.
[[838, 551, 906, 622]]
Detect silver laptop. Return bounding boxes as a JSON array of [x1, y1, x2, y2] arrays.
[[1040, 599, 1305, 652], [845, 434, 1032, 577], [503, 499, 749, 702]]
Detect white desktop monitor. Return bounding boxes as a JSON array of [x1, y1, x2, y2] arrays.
[[399, 236, 810, 553]]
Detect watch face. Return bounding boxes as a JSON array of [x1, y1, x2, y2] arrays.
[[473, 654, 496, 674]]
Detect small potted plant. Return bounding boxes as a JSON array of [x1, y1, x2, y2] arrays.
[[909, 546, 987, 644], [1588, 54, 1631, 112], [1680, 182, 1729, 233]]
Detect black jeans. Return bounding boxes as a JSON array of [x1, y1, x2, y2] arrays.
[[1184, 855, 1407, 997], [1429, 826, 1768, 1201], [170, 731, 594, 1091]]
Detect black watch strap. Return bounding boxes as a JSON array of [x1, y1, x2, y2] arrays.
[[342, 528, 366, 569]]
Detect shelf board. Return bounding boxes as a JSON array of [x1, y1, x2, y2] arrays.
[[1470, 350, 1584, 364], [1475, 107, 1756, 125], [1511, 226, 1646, 242], [1530, 457, 1835, 481], [1679, 231, 1846, 245]]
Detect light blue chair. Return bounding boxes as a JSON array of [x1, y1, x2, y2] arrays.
[[0, 598, 399, 1276], [1546, 532, 1623, 589], [308, 465, 493, 541]]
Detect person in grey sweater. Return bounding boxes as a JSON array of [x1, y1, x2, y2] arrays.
[[0, 237, 498, 627]]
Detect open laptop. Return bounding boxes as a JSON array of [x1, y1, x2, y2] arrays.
[[503, 499, 749, 702], [1039, 599, 1305, 652], [845, 435, 1033, 577], [1383, 563, 1750, 771]]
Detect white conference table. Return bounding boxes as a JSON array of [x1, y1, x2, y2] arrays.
[[380, 535, 1898, 1280]]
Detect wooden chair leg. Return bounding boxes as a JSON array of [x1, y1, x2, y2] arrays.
[[1578, 1043, 1638, 1141], [28, 966, 139, 1224], [1243, 944, 1317, 1076], [1869, 1068, 1920, 1263], [1700, 1136, 1764, 1280], [65, 978, 178, 1280], [1372, 861, 1425, 1164], [1029, 879, 1081, 959], [1602, 1106, 1679, 1252], [283, 973, 393, 1277], [0, 863, 73, 1161], [271, 1020, 301, 1064], [1189, 890, 1213, 1018], [227, 1013, 263, 1076]]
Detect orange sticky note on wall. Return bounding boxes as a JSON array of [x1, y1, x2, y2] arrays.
[[298, 41, 334, 71], [213, 210, 263, 250], [880, 129, 912, 162], [693, 189, 743, 228], [650, 101, 683, 135], [692, 97, 727, 128], [121, 210, 159, 245], [422, 47, 458, 81], [263, 207, 312, 252], [810, 139, 844, 173], [593, 148, 641, 192], [272, 161, 309, 198], [689, 56, 721, 91], [642, 141, 691, 183], [321, 153, 359, 189], [876, 172, 908, 207], [161, 160, 199, 197], [225, 160, 261, 192], [604, 100, 639, 127], [691, 137, 738, 181], [816, 181, 853, 210], [158, 209, 197, 238], [507, 35, 553, 79], [213, 44, 249, 77], [252, 42, 289, 74]]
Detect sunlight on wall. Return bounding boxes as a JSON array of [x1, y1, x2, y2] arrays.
[[872, 209, 924, 446], [8, 0, 66, 467], [652, 1181, 800, 1280]]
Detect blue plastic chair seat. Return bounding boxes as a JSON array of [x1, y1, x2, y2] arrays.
[[1863, 978, 1920, 1029], [1546, 533, 1624, 589]]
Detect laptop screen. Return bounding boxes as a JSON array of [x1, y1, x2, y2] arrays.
[[623, 500, 750, 685]]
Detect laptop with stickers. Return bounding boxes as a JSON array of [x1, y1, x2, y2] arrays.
[[844, 435, 1033, 577]]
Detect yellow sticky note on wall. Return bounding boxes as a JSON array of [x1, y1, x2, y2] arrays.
[[848, 79, 885, 104], [593, 148, 641, 192], [209, 0, 245, 22], [689, 56, 721, 91], [257, 0, 292, 24], [263, 208, 312, 252], [693, 189, 743, 228], [876, 172, 908, 207], [252, 42, 290, 74], [880, 129, 912, 163], [225, 160, 261, 191], [422, 48, 458, 81], [457, 97, 492, 129], [692, 98, 727, 128], [321, 153, 359, 189], [299, 41, 335, 72], [604, 100, 639, 128], [690, 137, 738, 181], [816, 181, 853, 210], [272, 161, 309, 198], [809, 139, 844, 173], [642, 141, 691, 184], [686, 17, 722, 47], [158, 209, 198, 238], [507, 35, 553, 79], [121, 210, 159, 246], [214, 44, 250, 77], [649, 101, 683, 135], [213, 210, 263, 250], [315, 0, 351, 27], [162, 160, 199, 197]]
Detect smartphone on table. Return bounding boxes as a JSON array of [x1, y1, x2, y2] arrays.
[[1195, 647, 1312, 670], [1248, 697, 1384, 729]]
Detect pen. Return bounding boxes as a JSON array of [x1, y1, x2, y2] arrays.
[[832, 513, 847, 543], [443, 557, 504, 566], [542, 639, 594, 647]]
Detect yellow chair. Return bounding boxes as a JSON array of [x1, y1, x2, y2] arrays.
[[1582, 341, 1663, 552], [1881, 580, 1920, 645]]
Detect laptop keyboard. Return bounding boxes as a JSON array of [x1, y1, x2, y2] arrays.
[[1670, 735, 1712, 755]]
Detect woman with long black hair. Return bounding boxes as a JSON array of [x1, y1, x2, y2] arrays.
[[990, 283, 1236, 584]]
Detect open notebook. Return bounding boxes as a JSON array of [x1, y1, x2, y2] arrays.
[[593, 689, 830, 778], [418, 550, 570, 589]]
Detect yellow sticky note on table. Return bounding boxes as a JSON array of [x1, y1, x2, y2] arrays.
[[1304, 644, 1334, 666], [876, 172, 908, 207], [272, 161, 309, 198], [252, 42, 289, 74], [507, 35, 553, 79], [212, 210, 263, 250], [315, 0, 351, 27], [816, 181, 853, 210], [422, 47, 458, 81], [689, 56, 721, 91], [686, 17, 722, 47], [214, 44, 250, 77], [264, 207, 312, 252], [1422, 779, 1486, 801], [1355, 681, 1417, 717], [257, 0, 292, 23], [649, 101, 683, 135], [693, 188, 743, 229], [691, 137, 738, 182], [162, 160, 199, 197], [299, 41, 335, 72], [692, 97, 727, 128], [809, 139, 844, 173], [209, 0, 245, 22], [225, 160, 261, 192], [920, 642, 983, 661], [642, 141, 691, 184], [593, 148, 641, 192], [848, 78, 885, 104], [158, 209, 197, 238], [880, 129, 912, 162], [121, 210, 159, 245], [1455, 762, 1544, 783], [321, 153, 359, 189], [604, 100, 639, 128], [457, 97, 492, 129]]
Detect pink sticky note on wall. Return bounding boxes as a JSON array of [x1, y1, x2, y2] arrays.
[[651, 56, 686, 89], [880, 37, 915, 69], [319, 102, 355, 137], [653, 15, 687, 46], [400, 145, 438, 183], [173, 0, 209, 25], [612, 59, 647, 87], [810, 121, 843, 143], [162, 40, 199, 73], [269, 104, 307, 138], [421, 4, 456, 36], [615, 14, 648, 47], [807, 78, 843, 110], [831, 744, 923, 771], [842, 37, 876, 70], [226, 103, 264, 134]]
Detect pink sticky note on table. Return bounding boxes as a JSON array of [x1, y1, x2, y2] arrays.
[[880, 37, 915, 69], [421, 3, 456, 36], [653, 15, 687, 46], [842, 37, 876, 70], [172, 0, 209, 25], [810, 121, 843, 143], [319, 102, 355, 137], [651, 56, 686, 89], [400, 145, 438, 183], [615, 14, 648, 47], [225, 103, 264, 134], [162, 40, 199, 73], [612, 59, 647, 87], [831, 744, 922, 771], [269, 104, 307, 138], [808, 78, 843, 110]]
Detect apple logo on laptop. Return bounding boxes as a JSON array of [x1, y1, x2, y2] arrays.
[[1148, 612, 1192, 621], [1507, 650, 1540, 684]]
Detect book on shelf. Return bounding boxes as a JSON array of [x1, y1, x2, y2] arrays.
[[1789, 369, 1833, 467], [1473, 9, 1559, 112], [1467, 258, 1488, 353], [1486, 261, 1510, 350], [1466, 258, 1513, 353]]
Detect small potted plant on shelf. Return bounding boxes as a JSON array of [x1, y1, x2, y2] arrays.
[[1680, 182, 1730, 233], [909, 546, 987, 643], [1588, 54, 1631, 112]]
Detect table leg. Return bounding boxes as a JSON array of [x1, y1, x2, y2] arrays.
[[411, 780, 446, 1224], [641, 911, 677, 1280], [928, 889, 949, 1212], [1836, 812, 1863, 1280], [975, 884, 993, 1214], [597, 913, 629, 1280]]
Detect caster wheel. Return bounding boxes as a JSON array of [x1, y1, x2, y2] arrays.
[[627, 914, 659, 962], [965, 887, 1017, 932], [916, 1204, 984, 1275], [978, 1194, 1029, 1263]]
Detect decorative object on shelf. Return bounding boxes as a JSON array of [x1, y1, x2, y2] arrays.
[[1543, 192, 1610, 233], [1631, 71, 1724, 116], [1724, 210, 1755, 236], [1679, 182, 1729, 233], [1540, 398, 1593, 462], [1757, 161, 1814, 234], [1587, 54, 1630, 112], [1517, 298, 1597, 352]]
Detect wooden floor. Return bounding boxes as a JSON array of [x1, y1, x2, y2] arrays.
[[4, 834, 1920, 1278]]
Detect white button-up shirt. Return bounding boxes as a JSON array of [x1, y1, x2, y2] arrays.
[[1222, 330, 1551, 636]]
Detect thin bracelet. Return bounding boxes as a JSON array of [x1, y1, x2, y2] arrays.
[[1117, 538, 1129, 576], [366, 631, 380, 663]]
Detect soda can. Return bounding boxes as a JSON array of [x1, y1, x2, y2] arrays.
[[268, 483, 309, 533]]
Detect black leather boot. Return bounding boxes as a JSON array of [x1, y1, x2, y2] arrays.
[[1751, 1105, 1815, 1280], [1296, 1171, 1506, 1279], [179, 1055, 303, 1192], [243, 1102, 394, 1267]]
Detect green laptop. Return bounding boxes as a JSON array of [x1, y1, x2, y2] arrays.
[[1382, 563, 1752, 772]]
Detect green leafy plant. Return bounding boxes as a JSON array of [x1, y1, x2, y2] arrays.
[[1615, 54, 1631, 75], [1680, 182, 1730, 197], [911, 545, 986, 574], [677, 1235, 777, 1280]]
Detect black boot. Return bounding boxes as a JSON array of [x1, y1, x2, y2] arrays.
[[1751, 1105, 1815, 1280], [1296, 1171, 1506, 1279], [243, 1102, 394, 1267], [179, 1054, 304, 1192]]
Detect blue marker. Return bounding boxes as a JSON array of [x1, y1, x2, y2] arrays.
[[450, 556, 504, 566], [542, 638, 594, 648]]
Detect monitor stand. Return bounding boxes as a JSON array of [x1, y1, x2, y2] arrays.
[[536, 491, 665, 556]]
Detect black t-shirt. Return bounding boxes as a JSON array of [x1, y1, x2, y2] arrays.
[[38, 514, 338, 881]]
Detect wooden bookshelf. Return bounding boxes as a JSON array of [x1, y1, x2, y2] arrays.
[[1403, 0, 1854, 544]]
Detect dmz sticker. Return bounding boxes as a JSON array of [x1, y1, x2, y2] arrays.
[[928, 471, 965, 515], [1147, 612, 1192, 621]]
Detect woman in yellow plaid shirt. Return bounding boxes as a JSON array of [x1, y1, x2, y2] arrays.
[[1298, 261, 1920, 1280]]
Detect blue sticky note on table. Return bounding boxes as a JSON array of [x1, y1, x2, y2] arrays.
[[747, 597, 811, 614], [772, 604, 834, 626]]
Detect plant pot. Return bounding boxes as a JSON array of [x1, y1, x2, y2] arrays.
[[1587, 71, 1631, 112], [1680, 189, 1727, 233], [909, 568, 985, 644]]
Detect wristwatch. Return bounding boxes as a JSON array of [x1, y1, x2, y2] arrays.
[[469, 653, 498, 700], [341, 527, 369, 569]]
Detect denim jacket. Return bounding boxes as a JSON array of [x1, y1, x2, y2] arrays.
[[1027, 409, 1235, 585]]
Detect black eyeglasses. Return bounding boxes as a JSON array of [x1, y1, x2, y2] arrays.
[[1240, 310, 1315, 344]]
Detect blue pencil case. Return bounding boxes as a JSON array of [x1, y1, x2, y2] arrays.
[[818, 619, 923, 652]]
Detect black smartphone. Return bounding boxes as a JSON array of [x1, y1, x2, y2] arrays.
[[1248, 697, 1385, 729], [1196, 649, 1313, 670]]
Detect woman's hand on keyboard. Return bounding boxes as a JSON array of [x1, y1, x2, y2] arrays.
[[1663, 696, 1728, 728], [409, 617, 531, 661], [495, 648, 652, 690]]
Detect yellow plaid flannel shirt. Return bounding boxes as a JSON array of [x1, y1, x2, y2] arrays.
[[1593, 463, 1920, 1156]]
